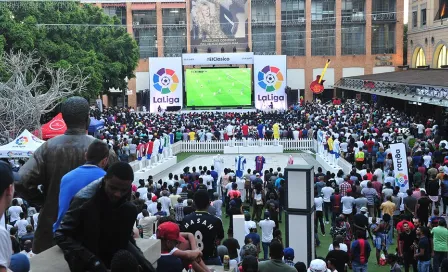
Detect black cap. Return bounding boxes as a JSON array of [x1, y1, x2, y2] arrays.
[[0, 161, 14, 195]]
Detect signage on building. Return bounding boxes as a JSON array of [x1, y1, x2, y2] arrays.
[[374, 56, 393, 66], [182, 52, 254, 65]]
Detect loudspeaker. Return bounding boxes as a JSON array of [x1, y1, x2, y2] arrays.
[[166, 106, 181, 112], [284, 165, 314, 211]]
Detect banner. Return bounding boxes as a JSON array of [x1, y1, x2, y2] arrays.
[[182, 52, 253, 65], [149, 57, 183, 113], [190, 0, 249, 51], [390, 143, 410, 192], [253, 55, 287, 110]]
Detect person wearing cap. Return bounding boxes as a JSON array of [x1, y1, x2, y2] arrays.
[[148, 195, 159, 215], [54, 162, 153, 272], [258, 240, 296, 272], [307, 259, 331, 272], [16, 97, 118, 253], [283, 247, 295, 267]]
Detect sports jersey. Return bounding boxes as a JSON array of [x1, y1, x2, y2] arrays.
[[181, 211, 225, 259], [255, 156, 265, 173], [273, 123, 280, 139], [146, 141, 154, 158], [235, 155, 246, 178], [257, 124, 264, 138], [163, 134, 170, 147], [153, 139, 161, 155]]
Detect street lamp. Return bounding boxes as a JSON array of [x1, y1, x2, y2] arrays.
[[124, 76, 128, 108]]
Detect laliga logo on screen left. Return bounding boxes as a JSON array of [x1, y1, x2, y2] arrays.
[[395, 173, 409, 188], [152, 68, 180, 105], [257, 65, 285, 102], [15, 136, 28, 146]]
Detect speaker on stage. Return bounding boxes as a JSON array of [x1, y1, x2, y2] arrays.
[[284, 165, 314, 211], [166, 106, 181, 112]]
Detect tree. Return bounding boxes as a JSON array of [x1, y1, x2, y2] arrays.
[[0, 1, 139, 98], [0, 51, 89, 139]]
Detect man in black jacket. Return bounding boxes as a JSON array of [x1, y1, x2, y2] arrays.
[[54, 162, 154, 272]]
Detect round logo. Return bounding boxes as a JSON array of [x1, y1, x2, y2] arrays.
[[7, 151, 13, 157], [27, 151, 33, 156], [49, 119, 65, 130], [395, 173, 409, 187], [257, 65, 284, 92], [153, 68, 179, 95], [15, 136, 28, 146]]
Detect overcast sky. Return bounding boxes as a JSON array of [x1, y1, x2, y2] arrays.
[[404, 0, 408, 24]]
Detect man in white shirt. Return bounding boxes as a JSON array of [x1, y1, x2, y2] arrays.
[[166, 173, 175, 188], [321, 184, 334, 224], [258, 212, 276, 260], [244, 213, 256, 235], [341, 192, 355, 218], [169, 188, 180, 208], [139, 209, 159, 239], [8, 199, 22, 226], [159, 190, 172, 214], [205, 131, 214, 141], [148, 196, 159, 215], [226, 123, 235, 139], [136, 180, 148, 201], [14, 213, 29, 238], [373, 166, 383, 183], [314, 192, 325, 235]]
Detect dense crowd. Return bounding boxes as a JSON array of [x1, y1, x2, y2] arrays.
[[1, 96, 448, 272]]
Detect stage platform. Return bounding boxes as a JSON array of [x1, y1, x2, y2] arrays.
[[224, 145, 284, 154], [179, 108, 257, 113]]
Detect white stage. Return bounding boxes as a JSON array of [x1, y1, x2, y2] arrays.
[[133, 156, 177, 184], [224, 145, 284, 154]]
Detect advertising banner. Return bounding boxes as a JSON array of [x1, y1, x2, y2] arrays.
[[253, 55, 287, 110], [149, 57, 183, 113], [182, 52, 253, 65], [190, 0, 249, 51], [390, 143, 410, 192]]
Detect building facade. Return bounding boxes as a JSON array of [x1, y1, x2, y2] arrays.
[[84, 0, 404, 108], [408, 0, 448, 69]]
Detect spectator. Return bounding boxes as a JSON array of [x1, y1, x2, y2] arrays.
[[387, 253, 402, 272], [258, 211, 276, 261], [258, 240, 296, 272], [415, 190, 432, 227], [283, 247, 295, 267], [307, 259, 330, 272], [241, 255, 258, 272], [139, 209, 158, 239], [222, 229, 240, 262], [53, 140, 110, 232], [351, 230, 371, 271], [399, 221, 418, 272], [314, 188, 325, 236], [244, 213, 256, 235], [54, 162, 153, 271], [326, 241, 349, 272], [19, 225, 34, 247], [154, 203, 167, 217], [174, 197, 184, 224], [431, 218, 448, 272], [110, 250, 140, 272], [14, 213, 29, 238], [7, 199, 22, 226], [415, 226, 432, 272]]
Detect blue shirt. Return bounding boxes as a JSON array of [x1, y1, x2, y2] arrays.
[[210, 170, 218, 180], [245, 232, 260, 246], [53, 165, 106, 232]]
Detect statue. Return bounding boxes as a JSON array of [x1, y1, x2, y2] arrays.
[[16, 96, 117, 253]]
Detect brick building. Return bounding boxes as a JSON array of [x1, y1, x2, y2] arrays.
[[83, 0, 404, 108]]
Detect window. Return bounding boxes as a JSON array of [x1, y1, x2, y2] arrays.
[[311, 0, 336, 22], [252, 27, 276, 54], [341, 0, 365, 22], [281, 27, 305, 56], [162, 8, 187, 25], [311, 24, 335, 55], [281, 0, 305, 21], [437, 45, 447, 68], [251, 2, 276, 23], [371, 24, 395, 54], [372, 0, 396, 21], [103, 6, 127, 25], [132, 10, 156, 25], [134, 29, 158, 58], [342, 26, 365, 55], [412, 11, 417, 27], [163, 28, 186, 57], [415, 48, 426, 67], [421, 8, 426, 26]]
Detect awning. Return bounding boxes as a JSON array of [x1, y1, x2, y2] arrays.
[[334, 69, 448, 107]]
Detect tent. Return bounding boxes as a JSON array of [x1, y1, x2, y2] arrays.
[[0, 130, 45, 158], [40, 113, 67, 140], [88, 117, 104, 134]]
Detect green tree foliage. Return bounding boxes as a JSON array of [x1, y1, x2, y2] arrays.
[[0, 1, 139, 98]]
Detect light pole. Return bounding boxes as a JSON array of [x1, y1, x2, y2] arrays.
[[124, 76, 128, 108]]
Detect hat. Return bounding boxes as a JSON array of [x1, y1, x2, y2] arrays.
[[151, 195, 158, 202], [283, 247, 294, 259], [243, 244, 258, 257], [308, 259, 330, 272], [0, 161, 14, 192], [255, 173, 260, 176], [157, 222, 186, 242], [360, 207, 368, 213]]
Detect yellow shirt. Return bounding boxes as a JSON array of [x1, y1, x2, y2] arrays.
[[188, 132, 196, 141], [380, 201, 396, 216], [273, 123, 280, 139], [327, 137, 334, 151]]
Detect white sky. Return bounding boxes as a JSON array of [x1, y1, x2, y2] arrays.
[[404, 0, 409, 24]]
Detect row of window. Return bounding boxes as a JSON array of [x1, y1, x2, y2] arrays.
[[412, 8, 427, 28], [414, 45, 448, 68]]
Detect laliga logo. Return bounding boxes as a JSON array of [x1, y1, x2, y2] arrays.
[[152, 68, 180, 105], [395, 173, 409, 187], [257, 65, 285, 102], [27, 151, 33, 156], [15, 136, 28, 146], [7, 151, 14, 157]]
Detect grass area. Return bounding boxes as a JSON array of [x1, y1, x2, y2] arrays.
[[219, 205, 395, 271]]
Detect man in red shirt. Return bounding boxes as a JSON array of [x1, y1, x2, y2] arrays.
[[241, 123, 249, 139], [366, 137, 375, 153]]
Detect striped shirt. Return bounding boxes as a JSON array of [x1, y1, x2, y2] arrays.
[[339, 181, 352, 197], [174, 203, 185, 222]]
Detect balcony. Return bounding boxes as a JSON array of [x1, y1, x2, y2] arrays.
[[311, 17, 336, 24], [372, 12, 397, 22], [341, 12, 366, 23], [281, 18, 306, 26]]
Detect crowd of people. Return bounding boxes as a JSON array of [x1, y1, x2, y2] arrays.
[[1, 95, 448, 272]]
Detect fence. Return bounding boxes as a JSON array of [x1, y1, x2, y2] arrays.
[[171, 139, 316, 155]]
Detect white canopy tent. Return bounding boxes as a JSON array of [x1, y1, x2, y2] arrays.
[[0, 129, 45, 158]]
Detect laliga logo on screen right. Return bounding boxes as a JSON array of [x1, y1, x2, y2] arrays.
[[256, 65, 285, 102], [152, 68, 180, 104]]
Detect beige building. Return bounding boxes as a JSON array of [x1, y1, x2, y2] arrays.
[[84, 0, 404, 109], [408, 0, 448, 68]]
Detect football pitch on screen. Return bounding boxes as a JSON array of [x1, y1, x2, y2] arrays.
[[186, 68, 252, 107]]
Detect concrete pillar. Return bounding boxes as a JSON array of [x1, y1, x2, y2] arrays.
[[233, 214, 246, 253], [156, 2, 163, 57]]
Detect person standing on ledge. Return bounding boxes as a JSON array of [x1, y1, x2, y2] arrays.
[[16, 96, 117, 253]]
